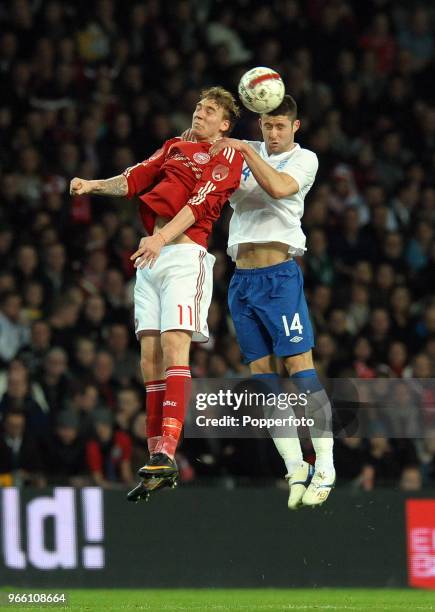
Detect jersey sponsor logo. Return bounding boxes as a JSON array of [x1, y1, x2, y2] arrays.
[[193, 152, 210, 164], [290, 336, 303, 343], [212, 164, 229, 181], [169, 151, 202, 177]]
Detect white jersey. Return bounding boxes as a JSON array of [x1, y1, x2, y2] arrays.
[[227, 141, 318, 261]]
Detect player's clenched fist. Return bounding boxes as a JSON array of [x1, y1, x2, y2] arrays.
[[70, 177, 91, 195]]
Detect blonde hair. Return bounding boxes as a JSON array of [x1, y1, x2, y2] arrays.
[[200, 86, 240, 134]]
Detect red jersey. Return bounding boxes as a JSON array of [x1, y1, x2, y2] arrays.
[[86, 431, 132, 478], [123, 138, 243, 248]]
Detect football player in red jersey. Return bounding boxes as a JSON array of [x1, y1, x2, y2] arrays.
[[70, 88, 243, 501]]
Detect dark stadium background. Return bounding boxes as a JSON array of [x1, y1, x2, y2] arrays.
[[0, 0, 435, 594]]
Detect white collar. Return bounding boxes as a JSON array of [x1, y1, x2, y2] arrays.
[[261, 141, 300, 159]]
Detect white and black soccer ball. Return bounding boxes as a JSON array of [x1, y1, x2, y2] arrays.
[[238, 67, 285, 114]]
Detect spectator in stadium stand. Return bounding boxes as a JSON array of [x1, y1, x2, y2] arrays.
[[346, 284, 370, 336], [102, 268, 132, 324], [115, 387, 142, 433], [372, 263, 396, 308], [380, 232, 408, 279], [0, 292, 30, 366], [363, 308, 392, 363], [129, 411, 149, 475], [36, 347, 71, 419], [17, 319, 52, 375], [413, 241, 435, 299], [418, 429, 435, 485], [48, 297, 81, 355], [92, 350, 120, 411], [21, 280, 45, 323], [308, 285, 331, 333], [78, 294, 107, 345], [41, 242, 71, 301], [105, 323, 140, 387], [43, 410, 88, 487], [86, 408, 133, 489], [312, 332, 338, 378], [70, 337, 97, 383], [386, 341, 409, 378], [13, 244, 41, 286], [351, 337, 377, 379], [333, 437, 367, 486], [363, 434, 402, 488], [304, 228, 335, 288], [399, 465, 423, 491], [66, 382, 101, 438], [0, 409, 45, 487], [0, 361, 48, 437], [327, 309, 353, 364]]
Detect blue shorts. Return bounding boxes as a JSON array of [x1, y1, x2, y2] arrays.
[[228, 259, 314, 364]]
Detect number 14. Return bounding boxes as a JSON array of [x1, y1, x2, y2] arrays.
[[282, 313, 303, 335]]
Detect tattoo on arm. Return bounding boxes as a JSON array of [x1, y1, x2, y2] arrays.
[[92, 175, 128, 196]]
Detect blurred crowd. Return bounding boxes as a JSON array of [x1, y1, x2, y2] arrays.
[[0, 0, 435, 491]]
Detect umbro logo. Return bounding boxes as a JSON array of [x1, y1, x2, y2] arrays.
[[290, 336, 303, 343]]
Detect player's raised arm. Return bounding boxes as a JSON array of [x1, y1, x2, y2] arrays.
[[70, 175, 128, 197], [123, 138, 179, 198], [69, 138, 180, 199], [210, 137, 300, 199]]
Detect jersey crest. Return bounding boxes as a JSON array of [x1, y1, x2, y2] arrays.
[[212, 164, 229, 182]]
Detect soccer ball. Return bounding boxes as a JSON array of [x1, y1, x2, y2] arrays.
[[238, 67, 285, 114]]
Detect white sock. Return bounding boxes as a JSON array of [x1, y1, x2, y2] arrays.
[[306, 389, 335, 472], [255, 375, 304, 475], [272, 437, 304, 475], [311, 438, 334, 472]]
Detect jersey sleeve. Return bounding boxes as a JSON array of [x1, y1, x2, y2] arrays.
[[123, 137, 180, 198], [186, 147, 243, 221], [284, 150, 319, 193]]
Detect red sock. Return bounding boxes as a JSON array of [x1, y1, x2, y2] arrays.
[[155, 366, 192, 459], [145, 380, 165, 454]]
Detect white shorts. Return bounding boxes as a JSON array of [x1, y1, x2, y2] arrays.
[[134, 244, 216, 343]]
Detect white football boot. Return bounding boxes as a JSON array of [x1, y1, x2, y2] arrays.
[[302, 468, 336, 507], [285, 461, 315, 510]]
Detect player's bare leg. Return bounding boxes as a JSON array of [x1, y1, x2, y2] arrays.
[[139, 330, 192, 483], [283, 350, 335, 507], [250, 354, 309, 509]]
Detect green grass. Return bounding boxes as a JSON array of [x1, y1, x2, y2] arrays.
[[1, 589, 435, 611]]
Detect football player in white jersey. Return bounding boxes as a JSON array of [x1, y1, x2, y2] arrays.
[[210, 95, 335, 508]]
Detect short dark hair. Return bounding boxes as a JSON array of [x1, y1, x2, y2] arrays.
[[264, 94, 298, 121]]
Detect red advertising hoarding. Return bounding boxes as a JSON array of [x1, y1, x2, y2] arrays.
[[406, 500, 435, 589]]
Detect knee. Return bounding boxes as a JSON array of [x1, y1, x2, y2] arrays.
[[283, 351, 314, 377], [161, 331, 191, 368], [140, 355, 159, 381], [250, 354, 276, 375]]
